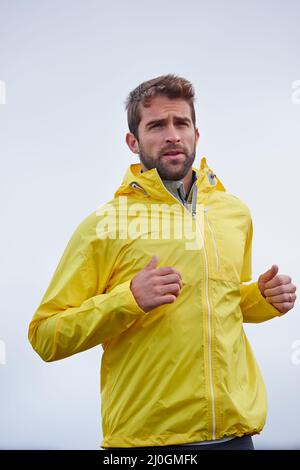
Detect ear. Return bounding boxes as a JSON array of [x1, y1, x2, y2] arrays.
[[126, 132, 140, 155], [195, 127, 200, 144]]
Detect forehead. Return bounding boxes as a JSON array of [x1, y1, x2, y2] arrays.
[[139, 95, 191, 122]]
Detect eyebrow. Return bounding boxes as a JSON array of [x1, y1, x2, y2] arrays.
[[145, 116, 192, 129]]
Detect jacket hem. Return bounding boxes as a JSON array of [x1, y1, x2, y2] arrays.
[[100, 428, 262, 448]]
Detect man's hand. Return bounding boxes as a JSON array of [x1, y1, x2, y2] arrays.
[[258, 264, 297, 314], [130, 255, 183, 313]]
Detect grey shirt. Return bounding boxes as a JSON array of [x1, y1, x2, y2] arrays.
[[161, 169, 198, 211]]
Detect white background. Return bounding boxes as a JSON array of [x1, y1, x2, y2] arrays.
[[0, 0, 299, 450]]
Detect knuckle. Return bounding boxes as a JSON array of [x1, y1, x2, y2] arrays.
[[154, 285, 162, 296], [171, 285, 179, 295]]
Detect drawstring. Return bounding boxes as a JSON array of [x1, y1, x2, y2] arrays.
[[130, 182, 148, 196]]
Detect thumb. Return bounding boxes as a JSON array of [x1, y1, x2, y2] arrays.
[[259, 264, 279, 284], [145, 255, 158, 270]]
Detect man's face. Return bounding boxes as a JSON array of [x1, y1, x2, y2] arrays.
[[126, 95, 200, 180]]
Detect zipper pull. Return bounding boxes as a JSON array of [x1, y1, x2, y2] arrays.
[[191, 184, 198, 218]]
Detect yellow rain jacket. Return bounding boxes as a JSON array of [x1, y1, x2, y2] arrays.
[[28, 157, 284, 448]]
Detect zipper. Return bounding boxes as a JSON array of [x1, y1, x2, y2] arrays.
[[202, 238, 216, 440], [129, 178, 217, 440], [204, 208, 219, 272], [160, 182, 216, 440], [193, 195, 216, 441]]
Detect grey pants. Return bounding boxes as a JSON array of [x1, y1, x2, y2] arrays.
[[107, 435, 255, 451]]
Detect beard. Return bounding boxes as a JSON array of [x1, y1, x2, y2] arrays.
[[138, 142, 197, 181]]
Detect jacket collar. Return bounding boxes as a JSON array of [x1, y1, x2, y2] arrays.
[[114, 156, 226, 201]]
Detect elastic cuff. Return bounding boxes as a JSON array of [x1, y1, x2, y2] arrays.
[[112, 279, 147, 316], [251, 281, 285, 318]]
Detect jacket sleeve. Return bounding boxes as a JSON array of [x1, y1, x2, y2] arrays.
[[28, 215, 146, 362], [239, 216, 284, 323]]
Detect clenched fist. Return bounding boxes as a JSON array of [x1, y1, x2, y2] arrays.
[[130, 255, 183, 313]]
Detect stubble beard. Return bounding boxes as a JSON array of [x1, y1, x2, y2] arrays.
[[138, 143, 197, 181]]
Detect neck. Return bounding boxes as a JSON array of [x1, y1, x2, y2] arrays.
[[140, 164, 194, 194], [181, 168, 194, 195]]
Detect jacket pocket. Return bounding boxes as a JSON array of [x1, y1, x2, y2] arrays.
[[204, 210, 245, 283]]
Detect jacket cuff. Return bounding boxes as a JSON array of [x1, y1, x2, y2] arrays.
[[241, 281, 285, 323], [111, 279, 147, 317]]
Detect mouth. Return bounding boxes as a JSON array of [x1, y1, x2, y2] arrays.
[[162, 151, 185, 158], [163, 150, 184, 156]]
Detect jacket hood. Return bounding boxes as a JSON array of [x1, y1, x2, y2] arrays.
[[114, 156, 226, 200]]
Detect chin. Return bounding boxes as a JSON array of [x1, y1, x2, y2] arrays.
[[160, 170, 186, 181]]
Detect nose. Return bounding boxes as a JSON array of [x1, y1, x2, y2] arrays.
[[165, 124, 181, 144]]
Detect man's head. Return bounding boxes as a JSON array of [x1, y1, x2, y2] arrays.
[[125, 74, 200, 181]]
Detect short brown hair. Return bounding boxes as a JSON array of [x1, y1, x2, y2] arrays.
[[124, 74, 196, 140]]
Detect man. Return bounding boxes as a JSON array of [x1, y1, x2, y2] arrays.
[[28, 74, 296, 450]]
